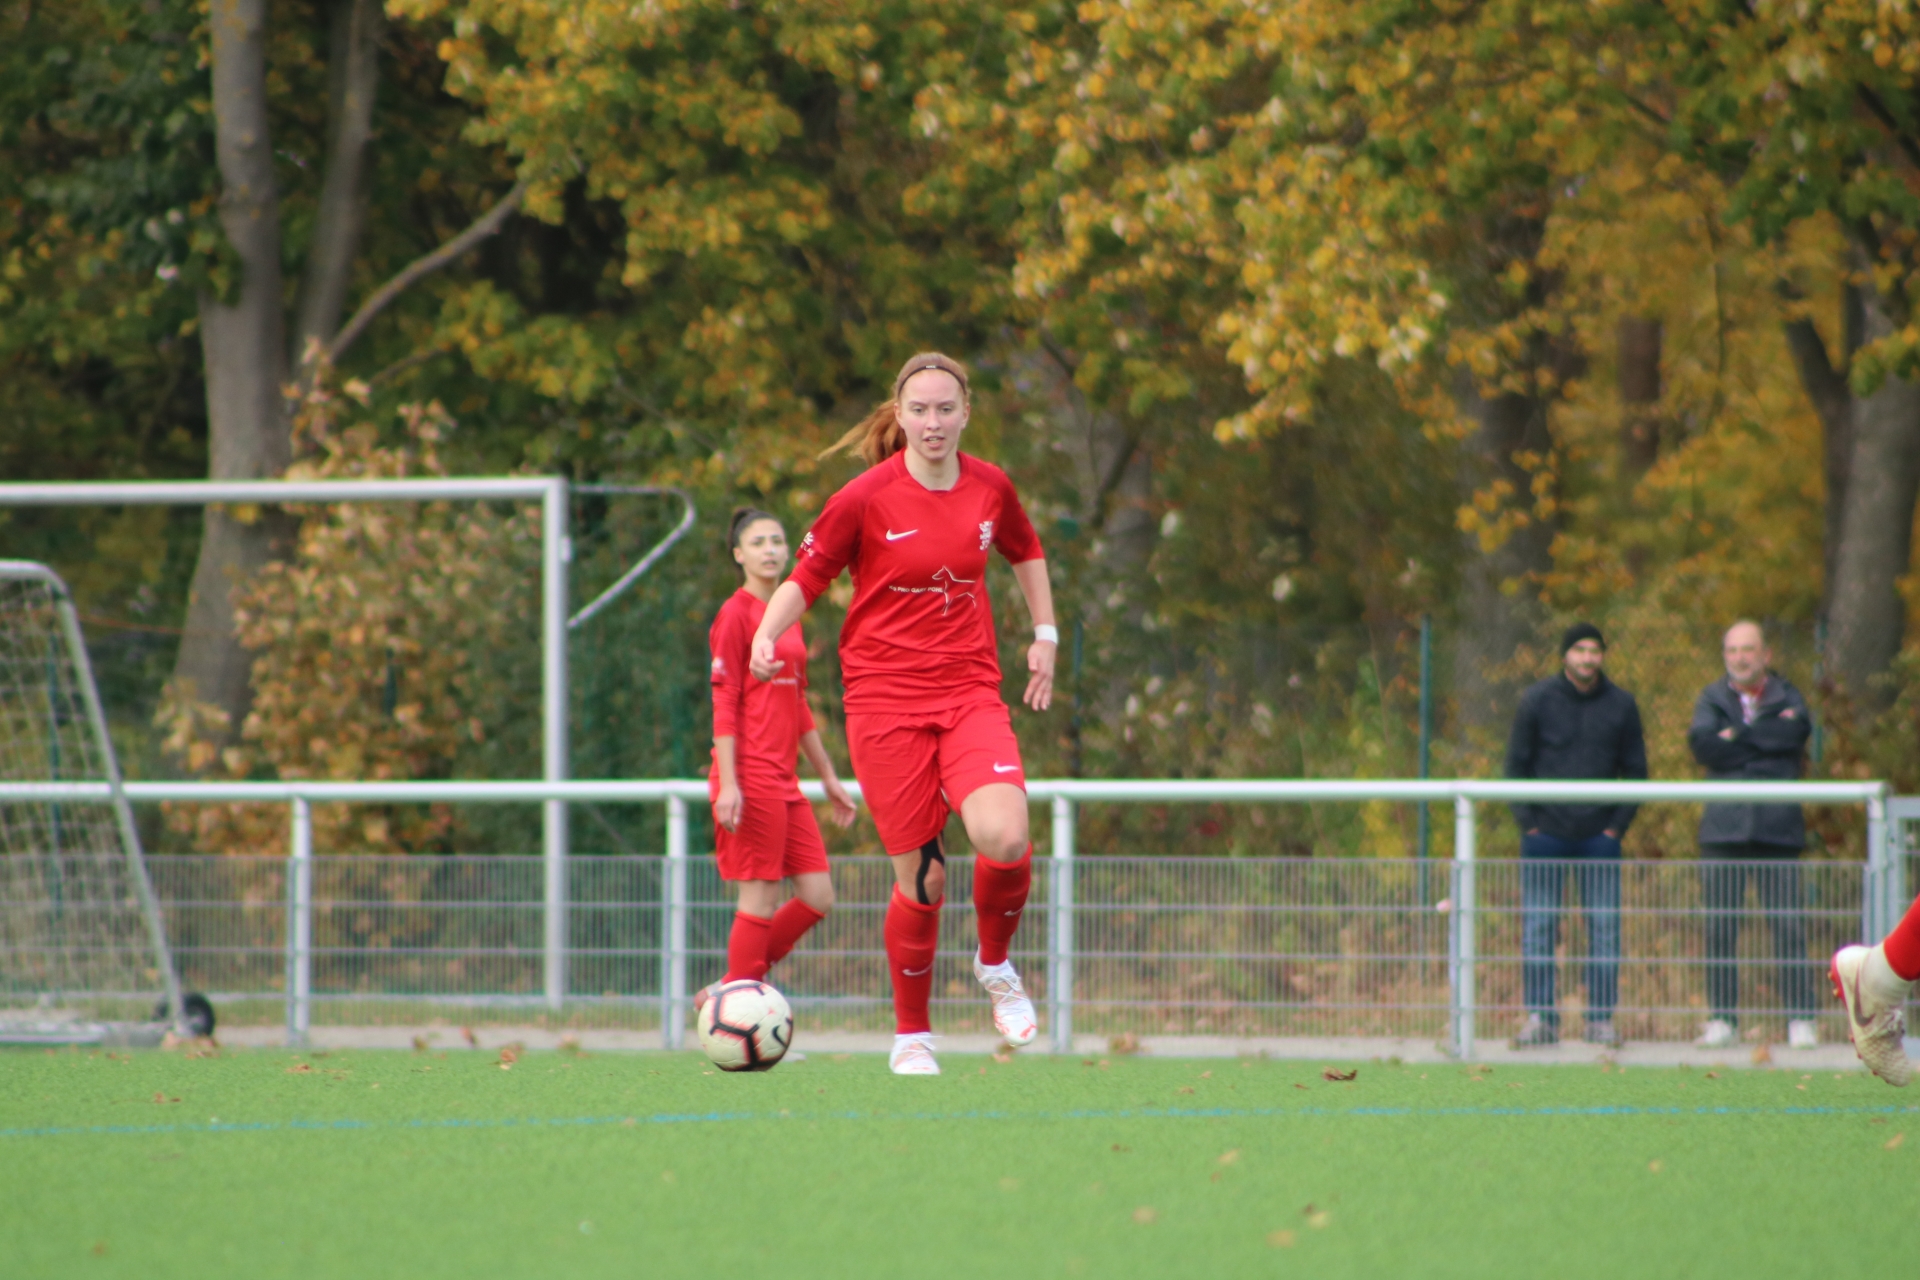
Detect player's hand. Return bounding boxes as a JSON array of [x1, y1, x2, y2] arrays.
[[1023, 637, 1056, 711], [824, 778, 858, 829], [714, 783, 743, 832], [748, 633, 784, 682]]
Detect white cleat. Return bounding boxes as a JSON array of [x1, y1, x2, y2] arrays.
[[889, 1033, 940, 1076], [1832, 944, 1914, 1087], [973, 952, 1038, 1048]]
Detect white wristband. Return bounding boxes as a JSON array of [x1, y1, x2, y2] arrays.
[[1034, 624, 1059, 644]]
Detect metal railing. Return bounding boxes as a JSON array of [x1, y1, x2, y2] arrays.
[[0, 778, 1896, 1057]]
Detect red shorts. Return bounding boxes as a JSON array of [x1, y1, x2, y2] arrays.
[[845, 698, 1026, 854], [709, 783, 830, 882]]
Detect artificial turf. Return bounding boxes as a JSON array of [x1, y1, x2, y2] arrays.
[[1, 1044, 1914, 1279]]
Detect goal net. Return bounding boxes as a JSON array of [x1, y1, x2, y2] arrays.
[[0, 561, 181, 1043]]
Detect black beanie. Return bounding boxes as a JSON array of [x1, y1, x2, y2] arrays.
[[1560, 622, 1605, 655]]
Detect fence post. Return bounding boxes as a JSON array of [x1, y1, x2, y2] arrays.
[[1865, 793, 1892, 943], [1450, 794, 1476, 1060], [285, 797, 312, 1048], [663, 794, 689, 1050], [542, 478, 570, 1013], [1049, 794, 1076, 1055]]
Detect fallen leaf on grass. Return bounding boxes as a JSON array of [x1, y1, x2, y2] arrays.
[[497, 1044, 521, 1070], [286, 1063, 312, 1074], [1217, 1149, 1241, 1166], [1178, 1086, 1195, 1095], [1751, 1044, 1773, 1066], [991, 1050, 1012, 1064], [1648, 1160, 1664, 1174], [1294, 1083, 1310, 1091], [1111, 1144, 1131, 1153], [1267, 1230, 1296, 1248], [1109, 1032, 1140, 1055], [1322, 1068, 1357, 1082], [91, 1242, 107, 1257], [411, 1035, 430, 1053], [559, 1034, 582, 1055], [1704, 1072, 1719, 1079], [151, 1093, 178, 1105], [1302, 1205, 1331, 1229], [1199, 1071, 1212, 1079], [460, 1026, 478, 1049], [1887, 1132, 1906, 1151], [1131, 1207, 1158, 1225], [830, 1053, 852, 1063]]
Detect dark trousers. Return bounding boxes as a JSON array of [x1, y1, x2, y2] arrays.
[[1700, 842, 1813, 1021], [1520, 832, 1621, 1025]]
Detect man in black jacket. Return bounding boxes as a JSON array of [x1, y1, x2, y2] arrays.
[[1505, 623, 1648, 1048], [1687, 620, 1817, 1050]]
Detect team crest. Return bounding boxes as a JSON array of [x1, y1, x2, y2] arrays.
[[978, 520, 994, 550]]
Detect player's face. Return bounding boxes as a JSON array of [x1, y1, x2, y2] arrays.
[[897, 369, 969, 464], [1723, 623, 1768, 686], [732, 519, 789, 583]]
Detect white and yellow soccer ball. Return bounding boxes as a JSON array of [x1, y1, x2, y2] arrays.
[[697, 980, 794, 1071]]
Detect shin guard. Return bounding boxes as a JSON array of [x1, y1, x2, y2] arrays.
[[972, 843, 1032, 967], [884, 887, 941, 1034]]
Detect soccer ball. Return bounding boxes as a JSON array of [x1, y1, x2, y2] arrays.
[[697, 980, 794, 1072]]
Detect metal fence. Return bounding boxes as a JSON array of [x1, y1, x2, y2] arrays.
[[2, 777, 1905, 1058]]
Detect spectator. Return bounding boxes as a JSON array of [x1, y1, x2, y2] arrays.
[[1687, 620, 1817, 1050], [1505, 623, 1648, 1049]]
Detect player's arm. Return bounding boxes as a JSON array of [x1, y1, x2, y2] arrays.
[[1009, 557, 1056, 712], [712, 736, 743, 831], [748, 582, 809, 681], [798, 729, 858, 829]]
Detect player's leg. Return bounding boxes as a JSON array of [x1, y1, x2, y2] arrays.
[[766, 800, 834, 968], [697, 797, 789, 1012], [848, 712, 947, 1075], [943, 702, 1038, 1047], [1832, 890, 1920, 1086]]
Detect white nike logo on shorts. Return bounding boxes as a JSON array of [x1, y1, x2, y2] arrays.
[[993, 763, 1019, 773], [903, 965, 931, 976], [886, 528, 918, 541]]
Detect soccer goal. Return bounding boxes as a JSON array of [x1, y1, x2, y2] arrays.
[[0, 561, 209, 1045]]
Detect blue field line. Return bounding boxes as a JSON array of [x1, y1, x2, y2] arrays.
[[5, 1099, 1919, 1142]]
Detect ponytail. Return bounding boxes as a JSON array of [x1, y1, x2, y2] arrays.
[[820, 350, 971, 467]]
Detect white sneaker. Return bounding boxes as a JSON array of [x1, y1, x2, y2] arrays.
[[1832, 944, 1914, 1087], [1786, 1019, 1819, 1050], [889, 1033, 939, 1075], [973, 952, 1038, 1047], [1695, 1018, 1737, 1048]]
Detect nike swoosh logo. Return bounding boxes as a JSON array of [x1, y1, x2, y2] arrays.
[[903, 965, 931, 977], [993, 763, 1019, 773], [885, 529, 918, 541]]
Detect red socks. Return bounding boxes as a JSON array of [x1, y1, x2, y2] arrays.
[[885, 887, 941, 1034], [973, 845, 1032, 966], [1883, 894, 1920, 981], [766, 898, 826, 966], [724, 911, 771, 983]]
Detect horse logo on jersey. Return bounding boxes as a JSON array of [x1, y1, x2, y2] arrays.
[[978, 520, 994, 551]]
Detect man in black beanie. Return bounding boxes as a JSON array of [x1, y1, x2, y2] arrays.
[[1504, 622, 1648, 1048]]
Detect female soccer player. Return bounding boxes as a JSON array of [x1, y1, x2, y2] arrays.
[[748, 352, 1056, 1075], [1833, 900, 1920, 1087], [706, 508, 856, 998]]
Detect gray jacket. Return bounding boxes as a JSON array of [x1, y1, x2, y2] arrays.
[[1686, 673, 1813, 849]]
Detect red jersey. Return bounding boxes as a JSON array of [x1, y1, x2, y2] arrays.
[[709, 589, 815, 797], [789, 451, 1043, 713]]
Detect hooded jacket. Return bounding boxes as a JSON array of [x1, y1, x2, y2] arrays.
[[1504, 671, 1649, 840], [1686, 672, 1812, 849]]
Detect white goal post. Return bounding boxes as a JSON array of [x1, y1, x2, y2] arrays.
[[0, 478, 587, 1005], [0, 561, 185, 1040]]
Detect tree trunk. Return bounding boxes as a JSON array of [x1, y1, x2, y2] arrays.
[[294, 0, 383, 364], [1618, 316, 1663, 476], [1824, 290, 1920, 708], [174, 0, 291, 743], [1450, 374, 1557, 738], [1783, 283, 1863, 628]]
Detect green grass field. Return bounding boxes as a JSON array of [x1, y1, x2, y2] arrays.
[[2, 1045, 1915, 1279]]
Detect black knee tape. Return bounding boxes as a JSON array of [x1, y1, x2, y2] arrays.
[[915, 837, 946, 906]]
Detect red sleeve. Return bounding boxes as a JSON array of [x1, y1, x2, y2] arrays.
[[789, 484, 865, 605], [708, 602, 747, 739], [991, 471, 1043, 563], [796, 631, 818, 734]]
